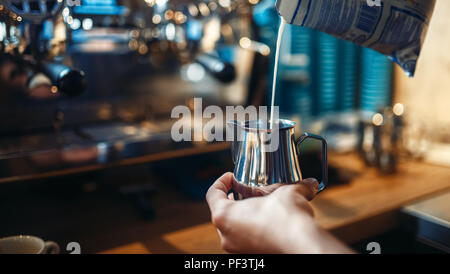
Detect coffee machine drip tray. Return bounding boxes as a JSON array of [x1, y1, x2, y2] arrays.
[[0, 121, 214, 184]]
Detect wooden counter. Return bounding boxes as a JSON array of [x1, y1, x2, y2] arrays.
[[101, 154, 450, 254], [313, 154, 450, 243]]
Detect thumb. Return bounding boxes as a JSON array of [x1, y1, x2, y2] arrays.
[[297, 178, 320, 201]]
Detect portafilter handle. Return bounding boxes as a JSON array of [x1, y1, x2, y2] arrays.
[[41, 62, 87, 97], [195, 54, 236, 84]]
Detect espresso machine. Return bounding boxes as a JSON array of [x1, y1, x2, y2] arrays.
[[0, 0, 269, 184]]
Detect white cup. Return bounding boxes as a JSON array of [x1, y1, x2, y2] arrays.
[[0, 235, 59, 254]]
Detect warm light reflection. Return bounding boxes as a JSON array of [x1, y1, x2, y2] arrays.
[[198, 3, 210, 17], [123, 126, 138, 135], [152, 14, 161, 24], [164, 9, 174, 20], [240, 37, 270, 56], [372, 113, 384, 126], [174, 11, 187, 24], [208, 2, 218, 11], [138, 44, 148, 55], [221, 24, 233, 37], [260, 45, 270, 56], [393, 103, 405, 116], [128, 39, 138, 50], [218, 0, 231, 8], [145, 0, 156, 7], [130, 29, 139, 39], [80, 40, 118, 52], [201, 18, 221, 51], [240, 37, 251, 49], [188, 4, 199, 17]]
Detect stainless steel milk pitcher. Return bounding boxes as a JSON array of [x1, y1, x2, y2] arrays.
[[227, 119, 327, 199]]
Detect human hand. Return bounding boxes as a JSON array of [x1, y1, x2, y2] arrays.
[[206, 172, 354, 254]]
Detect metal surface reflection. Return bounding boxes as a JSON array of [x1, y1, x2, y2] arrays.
[[228, 119, 328, 199]]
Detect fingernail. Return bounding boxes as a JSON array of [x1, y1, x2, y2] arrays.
[[303, 178, 319, 193]]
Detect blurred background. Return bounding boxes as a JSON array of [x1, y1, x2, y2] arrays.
[[0, 0, 449, 254]]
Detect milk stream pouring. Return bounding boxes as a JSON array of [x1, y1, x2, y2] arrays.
[[275, 0, 436, 77], [269, 19, 286, 130], [229, 16, 329, 200]]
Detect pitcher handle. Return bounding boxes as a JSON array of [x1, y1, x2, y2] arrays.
[[295, 133, 328, 193]]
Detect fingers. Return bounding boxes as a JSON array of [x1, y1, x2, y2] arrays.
[[274, 178, 319, 201], [300, 178, 320, 200], [250, 183, 284, 197], [206, 172, 235, 213], [227, 178, 319, 199]]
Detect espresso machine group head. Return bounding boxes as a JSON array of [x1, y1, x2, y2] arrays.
[[0, 0, 86, 97], [0, 1, 271, 183]]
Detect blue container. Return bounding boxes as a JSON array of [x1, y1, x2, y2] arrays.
[[317, 32, 339, 115], [279, 25, 314, 118], [337, 40, 358, 111], [360, 48, 393, 112]]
